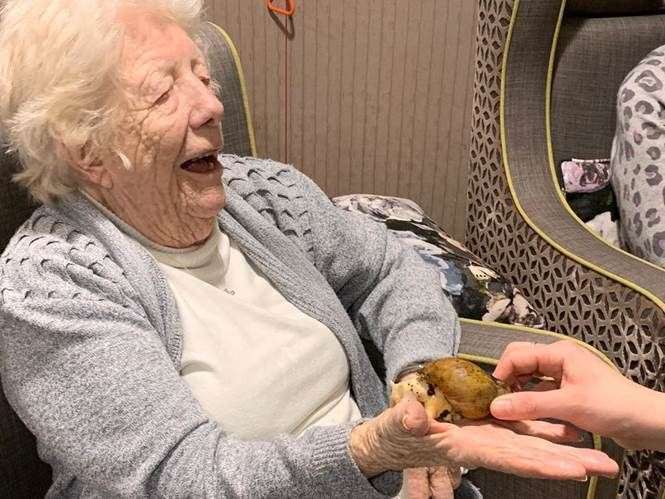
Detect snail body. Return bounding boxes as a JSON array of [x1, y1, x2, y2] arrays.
[[392, 357, 510, 422]]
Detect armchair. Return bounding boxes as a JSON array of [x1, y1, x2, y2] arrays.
[[468, 0, 665, 497], [0, 18, 620, 499]]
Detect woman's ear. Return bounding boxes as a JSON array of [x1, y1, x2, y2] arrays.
[[56, 141, 113, 189]]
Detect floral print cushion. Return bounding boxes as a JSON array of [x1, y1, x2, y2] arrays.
[[560, 158, 611, 194], [558, 158, 620, 223], [332, 194, 545, 329]]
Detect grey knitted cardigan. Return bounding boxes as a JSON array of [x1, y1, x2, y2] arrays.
[[0, 155, 459, 498]]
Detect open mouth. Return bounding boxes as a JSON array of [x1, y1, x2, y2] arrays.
[[180, 154, 220, 174]]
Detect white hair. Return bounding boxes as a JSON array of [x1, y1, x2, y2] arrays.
[[0, 0, 206, 203]]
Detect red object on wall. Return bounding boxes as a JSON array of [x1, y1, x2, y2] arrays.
[[266, 0, 295, 17]]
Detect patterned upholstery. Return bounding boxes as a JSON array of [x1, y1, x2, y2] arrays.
[[468, 1, 665, 497], [0, 21, 254, 498]]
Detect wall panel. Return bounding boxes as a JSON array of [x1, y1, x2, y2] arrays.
[[206, 0, 477, 240]]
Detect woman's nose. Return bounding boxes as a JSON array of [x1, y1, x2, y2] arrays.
[[191, 86, 224, 130]]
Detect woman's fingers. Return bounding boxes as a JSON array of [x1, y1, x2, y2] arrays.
[[492, 418, 583, 444], [493, 341, 571, 384], [445, 465, 462, 489], [428, 466, 456, 499], [559, 446, 620, 478], [490, 389, 569, 422], [428, 420, 618, 481], [481, 446, 588, 481], [397, 395, 432, 438], [486, 437, 617, 480], [449, 423, 589, 480], [404, 468, 430, 499]]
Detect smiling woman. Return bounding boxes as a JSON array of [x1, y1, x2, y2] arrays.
[[0, 0, 225, 248], [88, 6, 226, 247], [0, 1, 619, 498], [0, 0, 203, 201]]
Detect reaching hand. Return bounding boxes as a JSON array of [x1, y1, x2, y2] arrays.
[[490, 340, 665, 451], [349, 393, 618, 483]]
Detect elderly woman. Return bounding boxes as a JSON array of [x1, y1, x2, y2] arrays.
[[0, 1, 618, 497]]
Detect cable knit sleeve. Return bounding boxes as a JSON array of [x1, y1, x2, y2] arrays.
[[0, 211, 395, 498], [284, 166, 461, 384]]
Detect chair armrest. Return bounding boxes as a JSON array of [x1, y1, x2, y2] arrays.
[[459, 319, 622, 499], [458, 319, 614, 367]]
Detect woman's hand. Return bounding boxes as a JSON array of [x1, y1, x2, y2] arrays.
[[391, 373, 461, 498], [404, 466, 460, 499], [490, 340, 665, 451], [349, 393, 619, 482]]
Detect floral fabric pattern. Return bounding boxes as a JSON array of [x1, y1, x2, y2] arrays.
[[557, 158, 623, 246], [558, 158, 620, 225], [332, 194, 545, 329], [560, 158, 611, 193]]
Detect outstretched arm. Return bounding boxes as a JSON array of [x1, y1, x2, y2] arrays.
[[290, 167, 459, 384], [490, 341, 665, 452]]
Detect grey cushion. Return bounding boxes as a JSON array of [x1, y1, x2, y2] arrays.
[[551, 14, 665, 168], [0, 21, 254, 497], [567, 0, 665, 15]]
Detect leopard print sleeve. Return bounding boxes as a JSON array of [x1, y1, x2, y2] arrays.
[[610, 45, 665, 266]]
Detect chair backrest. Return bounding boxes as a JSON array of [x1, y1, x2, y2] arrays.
[[551, 4, 665, 167], [468, 1, 665, 494], [0, 21, 255, 497], [200, 22, 256, 160]]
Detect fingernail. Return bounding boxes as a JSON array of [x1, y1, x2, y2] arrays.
[[490, 397, 512, 416], [574, 476, 588, 483], [401, 415, 412, 431]]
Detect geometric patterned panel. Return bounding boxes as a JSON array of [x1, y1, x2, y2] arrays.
[[467, 1, 665, 497]]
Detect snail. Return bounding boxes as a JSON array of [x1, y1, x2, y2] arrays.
[[390, 358, 511, 422]]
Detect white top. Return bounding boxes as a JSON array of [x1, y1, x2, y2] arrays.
[[109, 214, 361, 439]]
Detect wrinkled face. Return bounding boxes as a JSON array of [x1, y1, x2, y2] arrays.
[[100, 9, 225, 246]]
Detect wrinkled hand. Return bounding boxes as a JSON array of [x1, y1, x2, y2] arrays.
[[404, 466, 460, 499], [490, 340, 665, 451], [428, 417, 617, 481], [349, 393, 618, 482], [392, 373, 462, 498]]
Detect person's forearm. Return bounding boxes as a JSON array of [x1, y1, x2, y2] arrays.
[[616, 380, 665, 451], [631, 383, 665, 451], [292, 166, 459, 384]]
